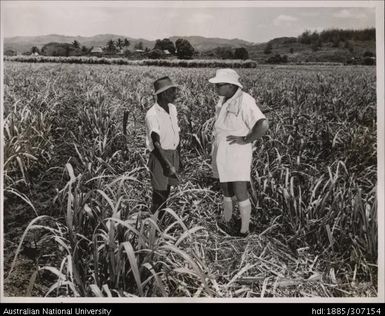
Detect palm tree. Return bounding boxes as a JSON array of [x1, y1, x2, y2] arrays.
[[107, 40, 117, 53], [31, 46, 40, 54], [116, 38, 123, 49]]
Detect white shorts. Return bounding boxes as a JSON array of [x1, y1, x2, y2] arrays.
[[211, 140, 252, 182]]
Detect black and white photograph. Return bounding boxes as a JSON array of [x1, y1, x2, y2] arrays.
[[1, 0, 384, 304]]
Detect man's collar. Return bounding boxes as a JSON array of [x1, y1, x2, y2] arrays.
[[155, 102, 171, 114], [228, 88, 242, 103]]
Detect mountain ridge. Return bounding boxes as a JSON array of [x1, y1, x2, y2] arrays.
[[4, 34, 255, 53]]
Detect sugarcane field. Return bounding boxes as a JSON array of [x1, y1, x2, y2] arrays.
[[2, 61, 378, 298]]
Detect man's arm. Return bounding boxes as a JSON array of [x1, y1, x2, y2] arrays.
[[244, 118, 269, 143], [227, 119, 269, 144]]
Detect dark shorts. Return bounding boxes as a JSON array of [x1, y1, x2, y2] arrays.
[[148, 149, 179, 191]]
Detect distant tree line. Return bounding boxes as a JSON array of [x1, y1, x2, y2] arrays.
[[210, 47, 249, 60], [10, 35, 251, 61], [149, 38, 195, 59], [262, 28, 375, 58], [33, 37, 198, 59], [298, 28, 375, 47], [259, 27, 376, 65], [7, 28, 374, 64]]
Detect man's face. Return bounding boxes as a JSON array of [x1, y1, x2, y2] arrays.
[[162, 87, 177, 104], [214, 83, 232, 97]]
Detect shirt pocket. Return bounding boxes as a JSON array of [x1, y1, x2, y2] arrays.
[[224, 112, 244, 131]]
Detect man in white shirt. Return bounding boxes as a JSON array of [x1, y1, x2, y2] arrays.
[[209, 69, 269, 236], [145, 76, 181, 215]]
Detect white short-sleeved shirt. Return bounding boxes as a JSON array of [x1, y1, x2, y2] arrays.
[[212, 88, 266, 182], [145, 103, 180, 152]]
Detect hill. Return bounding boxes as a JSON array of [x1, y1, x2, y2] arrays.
[[4, 34, 155, 53], [4, 34, 254, 55], [169, 36, 253, 51], [246, 38, 375, 64], [245, 29, 376, 64]]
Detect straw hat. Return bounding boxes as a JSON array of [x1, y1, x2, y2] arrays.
[[154, 76, 178, 95], [208, 69, 243, 88]]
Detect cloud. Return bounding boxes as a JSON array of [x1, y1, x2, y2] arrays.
[[273, 15, 298, 27], [333, 9, 366, 19]]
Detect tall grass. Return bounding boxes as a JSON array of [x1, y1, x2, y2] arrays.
[[3, 62, 377, 297]]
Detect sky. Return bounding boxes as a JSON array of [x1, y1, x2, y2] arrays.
[[1, 1, 378, 43]]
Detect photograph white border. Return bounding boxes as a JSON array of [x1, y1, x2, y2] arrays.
[[0, 0, 384, 304]]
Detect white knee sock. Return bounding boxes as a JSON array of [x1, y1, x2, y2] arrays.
[[223, 196, 234, 222], [239, 199, 251, 233]]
